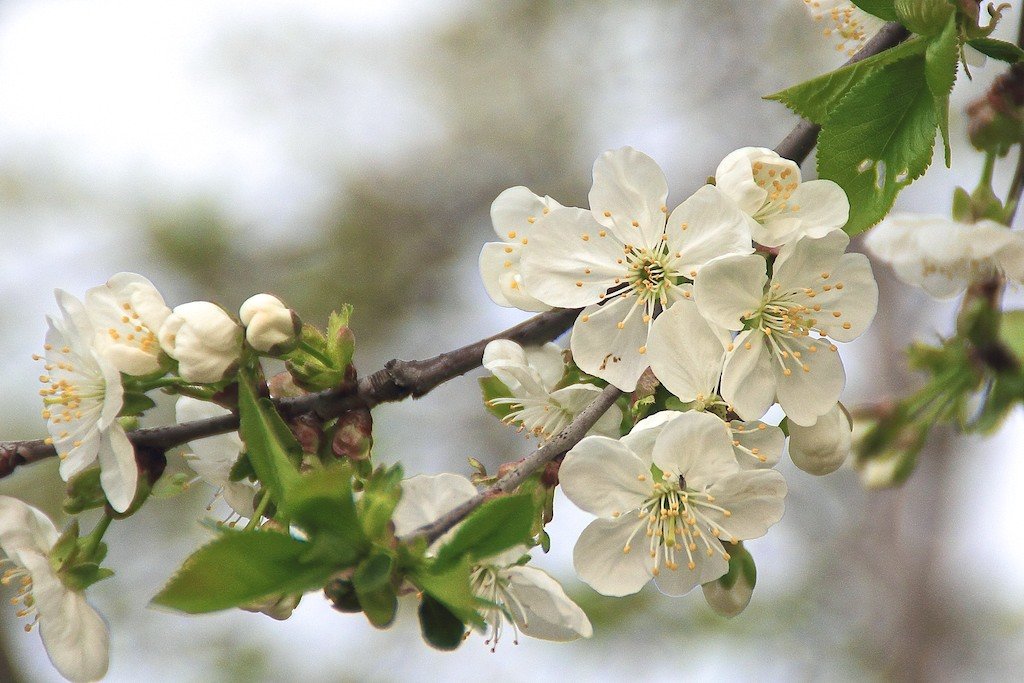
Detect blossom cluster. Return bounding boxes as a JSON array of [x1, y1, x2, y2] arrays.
[[478, 146, 877, 610]]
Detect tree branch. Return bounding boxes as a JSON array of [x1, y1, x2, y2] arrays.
[[0, 22, 910, 481]]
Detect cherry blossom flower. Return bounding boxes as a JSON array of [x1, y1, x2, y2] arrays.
[[694, 231, 877, 425], [158, 301, 243, 383], [714, 147, 849, 247], [647, 298, 730, 406], [0, 497, 109, 682], [788, 402, 852, 475], [84, 272, 171, 376], [803, 0, 885, 57], [865, 214, 1024, 299], [38, 290, 138, 513], [482, 340, 621, 440], [175, 397, 258, 518], [239, 294, 300, 353], [520, 147, 753, 391], [392, 473, 591, 646], [479, 186, 563, 312], [559, 411, 786, 597]]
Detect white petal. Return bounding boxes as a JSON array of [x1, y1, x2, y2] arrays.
[[573, 516, 653, 597], [98, 426, 138, 513], [588, 146, 668, 249], [392, 473, 477, 536], [560, 436, 651, 517], [665, 185, 754, 276], [522, 342, 565, 391], [222, 482, 258, 518], [703, 469, 787, 541], [570, 298, 650, 392], [21, 552, 110, 683], [693, 255, 767, 331], [651, 412, 738, 490], [772, 230, 849, 293], [479, 242, 550, 312], [788, 403, 852, 475], [519, 207, 627, 308], [730, 420, 785, 469], [774, 335, 845, 427], [0, 496, 59, 557], [482, 339, 528, 369], [648, 299, 728, 402], [720, 330, 775, 422], [549, 385, 622, 438], [714, 147, 773, 215], [784, 179, 849, 237], [85, 272, 169, 376], [653, 538, 729, 597], [807, 252, 878, 343], [490, 186, 561, 241], [485, 359, 547, 398], [619, 410, 685, 464], [506, 566, 593, 641]]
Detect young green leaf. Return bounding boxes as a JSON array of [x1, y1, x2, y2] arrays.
[[357, 464, 404, 541], [411, 555, 485, 628], [925, 13, 960, 165], [968, 37, 1024, 63], [418, 594, 466, 651], [280, 464, 365, 565], [765, 37, 926, 124], [818, 55, 937, 234], [999, 310, 1024, 362], [433, 494, 534, 569], [851, 0, 897, 21], [153, 530, 337, 614], [479, 376, 516, 420], [237, 370, 302, 505]]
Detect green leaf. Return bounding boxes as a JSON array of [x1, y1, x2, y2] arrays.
[[411, 555, 484, 628], [479, 376, 516, 420], [237, 371, 302, 505], [228, 453, 256, 482], [851, 0, 898, 20], [356, 584, 398, 629], [354, 552, 394, 593], [153, 529, 336, 614], [358, 464, 404, 541], [280, 464, 365, 565], [968, 37, 1024, 63], [999, 310, 1024, 362], [418, 594, 466, 651], [353, 554, 398, 629], [818, 55, 937, 234], [434, 494, 534, 569], [925, 13, 960, 165], [325, 305, 356, 372], [765, 38, 927, 124]]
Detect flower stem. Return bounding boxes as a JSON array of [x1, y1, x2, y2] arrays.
[[79, 514, 113, 561], [244, 490, 272, 531]]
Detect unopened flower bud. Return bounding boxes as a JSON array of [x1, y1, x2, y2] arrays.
[[290, 414, 322, 455], [268, 371, 307, 399], [241, 593, 301, 621], [158, 302, 243, 383], [332, 409, 373, 461], [702, 569, 753, 618], [787, 403, 852, 476], [239, 293, 300, 353]]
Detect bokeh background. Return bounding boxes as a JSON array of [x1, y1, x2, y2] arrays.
[[1, 1, 1023, 681]]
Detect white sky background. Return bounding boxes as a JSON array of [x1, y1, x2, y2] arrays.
[[0, 1, 1022, 681]]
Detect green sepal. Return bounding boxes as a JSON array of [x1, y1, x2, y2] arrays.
[[716, 542, 755, 591], [764, 38, 927, 124], [479, 376, 516, 420], [63, 468, 107, 514], [151, 472, 192, 499], [818, 55, 937, 234], [228, 453, 256, 483], [61, 563, 114, 592], [118, 392, 157, 418], [433, 494, 534, 570], [894, 0, 954, 37], [325, 578, 362, 613], [49, 520, 80, 569], [999, 310, 1024, 363], [237, 370, 302, 506], [418, 594, 466, 651], [851, 0, 898, 20], [152, 529, 338, 614], [967, 37, 1024, 63]]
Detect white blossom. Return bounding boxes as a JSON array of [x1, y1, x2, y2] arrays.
[[803, 0, 886, 57], [520, 147, 753, 391], [647, 298, 730, 406], [158, 301, 243, 384], [38, 290, 138, 513], [239, 293, 299, 353], [715, 147, 849, 247], [483, 340, 621, 440], [0, 497, 109, 682], [392, 474, 592, 646], [695, 231, 878, 426], [175, 397, 258, 518], [559, 411, 786, 597], [788, 402, 852, 475], [865, 213, 1024, 299], [84, 272, 171, 376], [479, 186, 563, 312]]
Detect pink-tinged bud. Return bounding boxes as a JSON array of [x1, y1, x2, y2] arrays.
[[332, 409, 373, 461], [268, 372, 307, 399], [239, 293, 301, 353], [158, 301, 242, 383], [540, 460, 560, 488], [289, 414, 322, 455], [496, 459, 524, 479]]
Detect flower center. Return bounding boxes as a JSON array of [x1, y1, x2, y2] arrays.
[[806, 1, 873, 56], [471, 565, 525, 651], [617, 476, 737, 575], [1, 562, 39, 632], [488, 396, 574, 440], [625, 245, 677, 307], [107, 301, 160, 355], [35, 345, 106, 458]]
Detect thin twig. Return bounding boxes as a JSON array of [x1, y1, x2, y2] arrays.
[[0, 23, 910, 481]]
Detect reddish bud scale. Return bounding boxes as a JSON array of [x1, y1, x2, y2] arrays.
[[331, 409, 373, 461]]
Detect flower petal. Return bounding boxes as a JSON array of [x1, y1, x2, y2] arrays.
[[772, 230, 849, 293], [730, 420, 785, 469], [98, 425, 138, 513], [774, 335, 845, 427], [573, 516, 653, 597], [21, 551, 110, 683], [720, 330, 775, 422], [478, 242, 515, 307], [549, 385, 622, 438], [653, 538, 729, 597], [85, 272, 170, 376], [490, 186, 562, 241], [392, 473, 477, 536], [785, 179, 849, 237], [523, 342, 566, 391], [702, 469, 787, 541], [714, 147, 773, 215], [807, 252, 878, 343], [648, 298, 728, 402], [701, 568, 753, 618], [693, 255, 767, 331], [619, 410, 685, 464], [505, 566, 593, 641], [570, 297, 650, 392], [651, 411, 738, 490], [588, 146, 668, 249], [560, 436, 651, 517], [788, 403, 852, 475], [665, 185, 754, 277], [0, 496, 59, 557]]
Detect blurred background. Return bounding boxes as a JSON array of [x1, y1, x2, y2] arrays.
[[0, 0, 1023, 680]]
